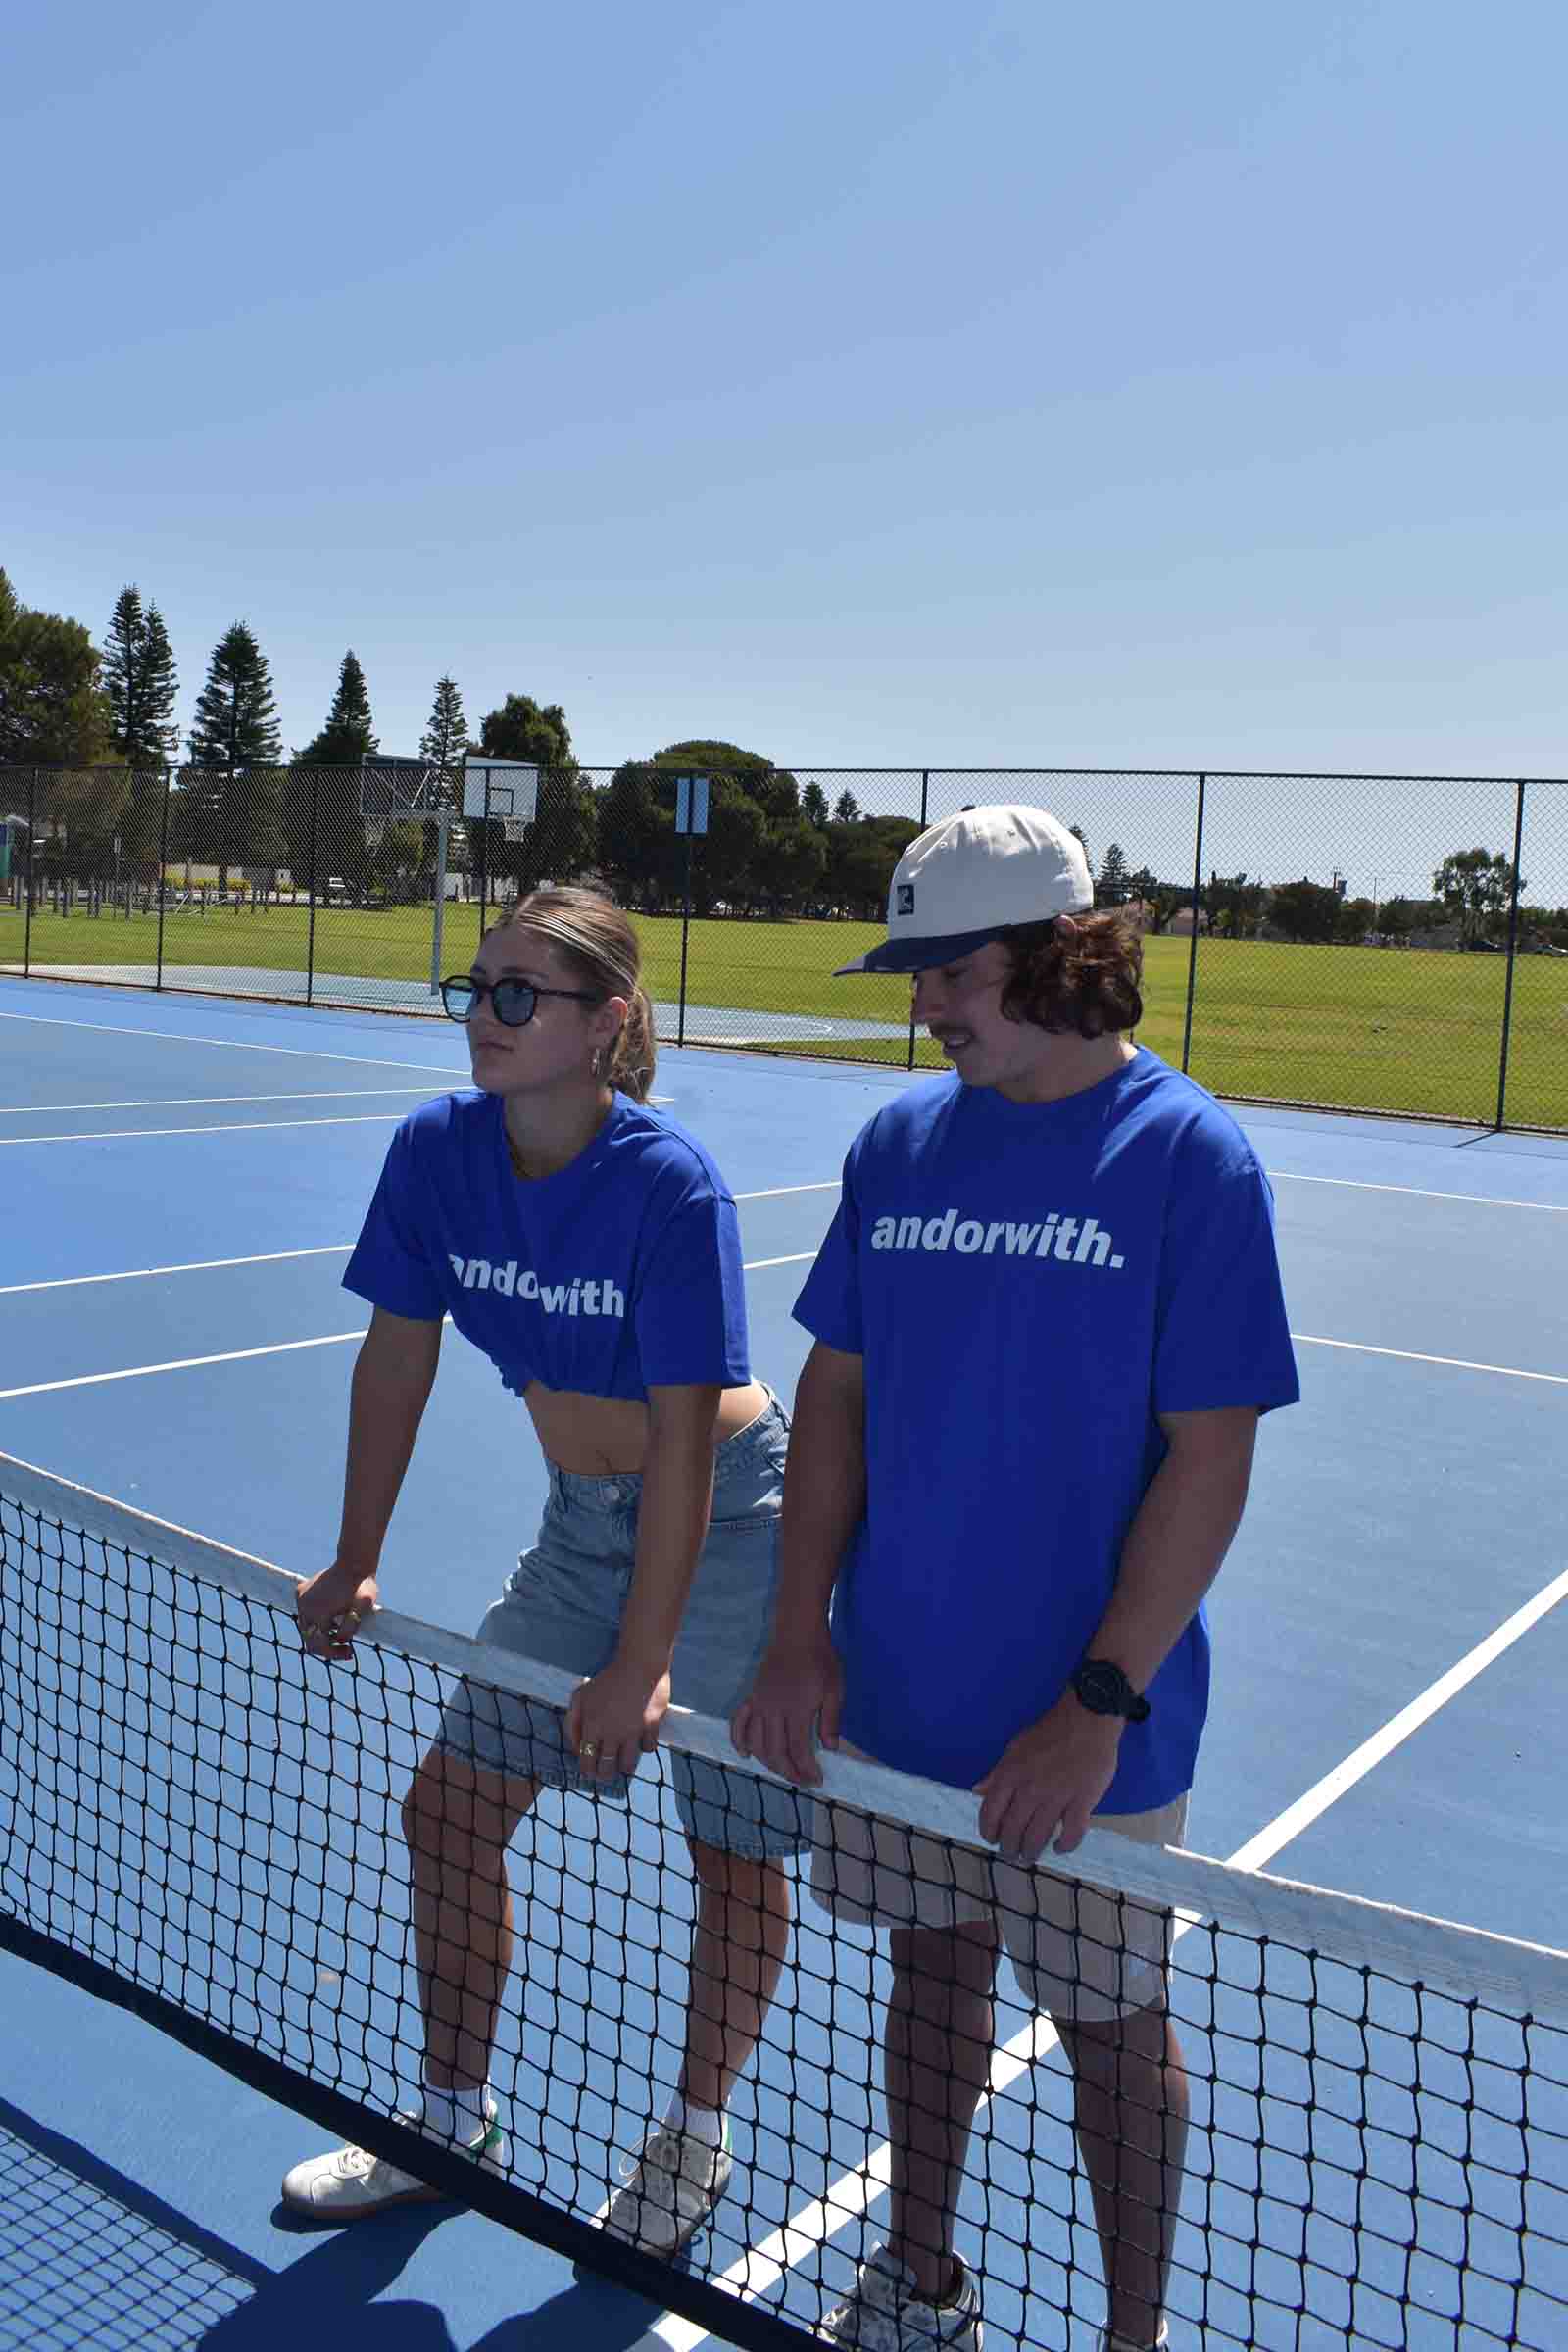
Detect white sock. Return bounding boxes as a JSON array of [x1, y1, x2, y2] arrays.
[[662, 2090, 726, 2150], [420, 2079, 492, 2140]]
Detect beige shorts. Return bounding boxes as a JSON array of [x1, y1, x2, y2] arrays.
[[810, 1746, 1188, 2026]]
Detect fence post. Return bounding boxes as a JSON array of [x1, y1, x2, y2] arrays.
[[155, 766, 172, 986], [1180, 773, 1206, 1074], [1493, 780, 1528, 1132], [24, 768, 37, 974], [906, 769, 929, 1071], [306, 768, 320, 1006]]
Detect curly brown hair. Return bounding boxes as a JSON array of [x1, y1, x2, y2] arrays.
[[997, 911, 1143, 1039]]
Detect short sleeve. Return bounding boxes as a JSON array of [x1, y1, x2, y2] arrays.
[[343, 1125, 449, 1322], [792, 1145, 864, 1356], [634, 1186, 751, 1388], [1153, 1147, 1299, 1416]]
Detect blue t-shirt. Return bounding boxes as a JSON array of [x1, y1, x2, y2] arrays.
[[345, 1090, 751, 1399], [793, 1049, 1299, 1811]]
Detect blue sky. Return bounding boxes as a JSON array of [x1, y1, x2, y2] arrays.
[[6, 0, 1566, 832]]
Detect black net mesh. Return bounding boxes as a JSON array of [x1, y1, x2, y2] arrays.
[[3, 1453, 1566, 2349]]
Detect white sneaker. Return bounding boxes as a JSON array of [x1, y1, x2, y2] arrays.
[[595, 2125, 734, 2256], [279, 2101, 508, 2219], [819, 2242, 983, 2349]]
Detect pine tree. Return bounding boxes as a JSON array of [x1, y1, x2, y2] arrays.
[[181, 622, 284, 889], [418, 675, 468, 804], [104, 587, 180, 766], [294, 652, 377, 898], [297, 650, 378, 767], [187, 622, 282, 771], [1098, 842, 1131, 905]]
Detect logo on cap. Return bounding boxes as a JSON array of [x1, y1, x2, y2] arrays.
[[896, 884, 915, 915]]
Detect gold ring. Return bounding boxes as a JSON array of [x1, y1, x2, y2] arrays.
[[580, 1740, 599, 1760]]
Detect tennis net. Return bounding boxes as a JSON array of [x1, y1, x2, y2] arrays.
[[2, 1448, 1566, 2350]]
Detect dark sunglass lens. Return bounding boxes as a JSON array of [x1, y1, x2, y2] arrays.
[[492, 980, 538, 1026], [440, 978, 477, 1020]]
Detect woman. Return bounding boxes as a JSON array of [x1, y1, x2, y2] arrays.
[[281, 886, 799, 2259]]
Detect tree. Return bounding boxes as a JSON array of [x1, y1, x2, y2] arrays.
[[832, 790, 861, 825], [1205, 871, 1266, 940], [1069, 822, 1090, 868], [182, 622, 284, 890], [417, 675, 468, 805], [473, 693, 578, 895], [1098, 843, 1131, 905], [801, 781, 829, 828], [0, 566, 113, 767], [1266, 878, 1344, 944], [292, 651, 377, 897], [1433, 847, 1517, 945], [298, 649, 377, 767], [104, 586, 178, 764]]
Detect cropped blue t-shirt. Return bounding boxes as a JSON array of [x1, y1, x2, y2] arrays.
[[793, 1050, 1299, 1812], [345, 1090, 751, 1398]]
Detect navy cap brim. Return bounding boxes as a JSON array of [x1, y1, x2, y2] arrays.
[[833, 922, 1030, 976]]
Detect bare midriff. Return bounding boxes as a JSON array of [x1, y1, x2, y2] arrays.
[[522, 1377, 772, 1476]]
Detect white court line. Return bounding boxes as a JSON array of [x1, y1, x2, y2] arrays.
[[734, 1183, 841, 1200], [1295, 1331, 1568, 1387], [655, 1559, 1568, 2348], [0, 1246, 353, 1298], [0, 1332, 367, 1400], [1, 1113, 407, 1147], [1273, 1170, 1568, 1215], [0, 1005, 466, 1075], [0, 1088, 445, 1115]]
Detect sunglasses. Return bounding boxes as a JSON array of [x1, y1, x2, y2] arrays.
[[440, 975, 601, 1027]]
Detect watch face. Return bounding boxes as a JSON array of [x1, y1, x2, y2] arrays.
[[1074, 1660, 1147, 1718]]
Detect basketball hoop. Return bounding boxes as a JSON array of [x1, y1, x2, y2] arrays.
[[502, 816, 529, 845]]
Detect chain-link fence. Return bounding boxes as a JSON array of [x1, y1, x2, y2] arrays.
[[4, 760, 1565, 1132]]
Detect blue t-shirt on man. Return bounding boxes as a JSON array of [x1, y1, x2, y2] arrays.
[[793, 1048, 1298, 1813], [345, 1090, 751, 1399]]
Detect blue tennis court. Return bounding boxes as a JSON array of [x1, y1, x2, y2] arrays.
[[3, 972, 1566, 2350]]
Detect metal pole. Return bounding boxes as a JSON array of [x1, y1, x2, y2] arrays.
[[677, 830, 694, 1050], [1493, 781, 1528, 1132], [306, 767, 319, 1006], [431, 811, 449, 996], [23, 769, 36, 975], [1180, 773, 1206, 1074], [479, 777, 490, 936], [907, 768, 929, 1070], [154, 765, 172, 987]]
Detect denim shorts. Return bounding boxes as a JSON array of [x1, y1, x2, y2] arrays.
[[437, 1393, 805, 1860]]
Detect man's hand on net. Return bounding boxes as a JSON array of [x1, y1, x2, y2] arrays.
[[296, 1561, 379, 1664], [973, 1700, 1123, 1864], [731, 1638, 843, 1788]]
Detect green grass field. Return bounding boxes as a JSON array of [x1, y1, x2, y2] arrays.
[[4, 897, 1565, 1130]]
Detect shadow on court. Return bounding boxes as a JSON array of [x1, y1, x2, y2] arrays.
[[0, 2098, 685, 2352]]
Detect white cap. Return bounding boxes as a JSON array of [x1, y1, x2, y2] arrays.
[[834, 803, 1094, 974]]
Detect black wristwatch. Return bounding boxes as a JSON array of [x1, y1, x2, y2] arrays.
[[1070, 1658, 1151, 1722]]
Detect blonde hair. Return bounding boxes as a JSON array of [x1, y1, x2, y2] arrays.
[[499, 887, 657, 1101]]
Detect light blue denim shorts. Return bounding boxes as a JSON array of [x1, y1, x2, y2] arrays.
[[437, 1393, 805, 1859]]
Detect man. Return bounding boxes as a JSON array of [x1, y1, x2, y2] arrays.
[[733, 806, 1298, 2352]]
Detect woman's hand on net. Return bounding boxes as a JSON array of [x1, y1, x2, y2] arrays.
[[566, 1657, 672, 1780], [296, 1560, 379, 1664]]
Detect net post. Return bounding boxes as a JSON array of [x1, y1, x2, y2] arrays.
[[154, 764, 172, 986], [1181, 771, 1205, 1073], [306, 767, 319, 1006], [23, 766, 37, 974], [1494, 778, 1528, 1131]]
